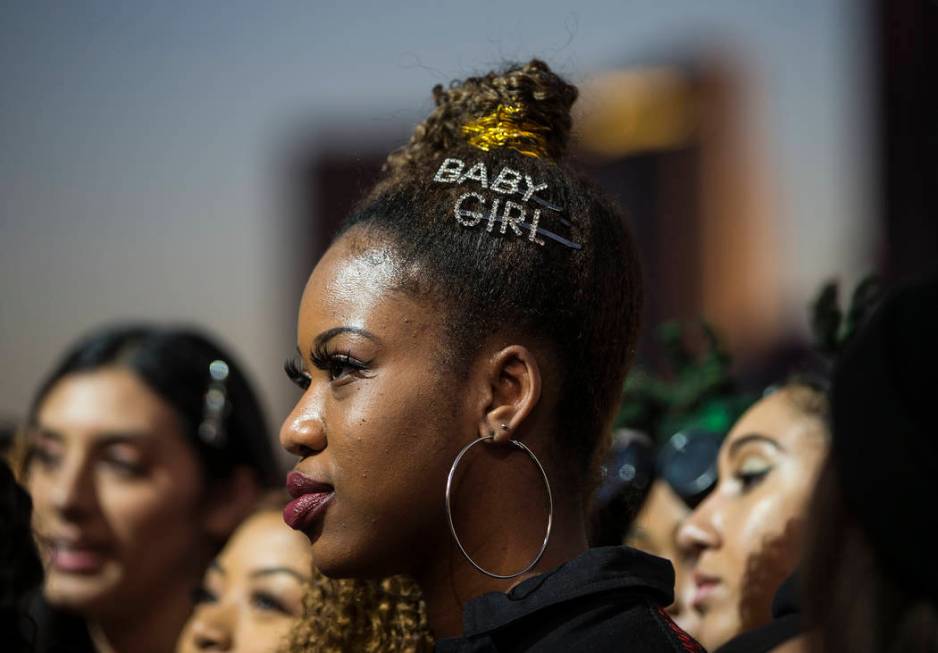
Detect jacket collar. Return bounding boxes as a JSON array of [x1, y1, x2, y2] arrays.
[[459, 545, 675, 637]]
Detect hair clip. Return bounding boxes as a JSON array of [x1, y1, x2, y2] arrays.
[[530, 194, 567, 216], [435, 157, 582, 250], [198, 359, 230, 447]]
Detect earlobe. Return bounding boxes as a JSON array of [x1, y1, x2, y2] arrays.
[[482, 345, 542, 444], [203, 466, 261, 541]]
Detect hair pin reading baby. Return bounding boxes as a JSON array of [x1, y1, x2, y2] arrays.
[[433, 158, 581, 250]]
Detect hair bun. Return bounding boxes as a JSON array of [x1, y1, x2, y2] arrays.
[[386, 59, 578, 173]]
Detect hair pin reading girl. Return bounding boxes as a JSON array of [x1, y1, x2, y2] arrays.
[[433, 153, 582, 250]]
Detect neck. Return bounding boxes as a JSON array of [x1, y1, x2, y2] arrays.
[[87, 575, 196, 653], [415, 492, 589, 640]]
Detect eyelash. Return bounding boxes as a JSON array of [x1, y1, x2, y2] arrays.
[[285, 350, 370, 388], [736, 468, 771, 492], [29, 444, 60, 470], [251, 590, 290, 615], [192, 585, 217, 605], [104, 456, 145, 477], [27, 446, 144, 477], [192, 585, 290, 615], [284, 357, 312, 390]]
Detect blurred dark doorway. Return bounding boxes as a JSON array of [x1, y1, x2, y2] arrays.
[[877, 0, 938, 278]]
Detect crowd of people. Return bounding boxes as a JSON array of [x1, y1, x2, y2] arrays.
[[2, 59, 936, 652]]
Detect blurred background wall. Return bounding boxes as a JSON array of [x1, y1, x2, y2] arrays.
[[0, 1, 880, 446]]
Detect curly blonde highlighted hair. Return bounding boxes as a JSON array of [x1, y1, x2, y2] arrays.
[[282, 574, 433, 653]]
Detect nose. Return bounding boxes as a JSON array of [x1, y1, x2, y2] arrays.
[[49, 453, 97, 521], [677, 494, 723, 557], [188, 603, 234, 651], [279, 395, 327, 458]]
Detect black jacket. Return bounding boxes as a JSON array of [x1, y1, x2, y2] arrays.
[[25, 592, 94, 653], [435, 546, 704, 652]]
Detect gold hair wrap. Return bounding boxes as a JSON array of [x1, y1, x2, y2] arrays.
[[461, 104, 550, 159]]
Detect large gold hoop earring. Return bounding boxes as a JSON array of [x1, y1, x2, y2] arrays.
[[444, 436, 553, 579]]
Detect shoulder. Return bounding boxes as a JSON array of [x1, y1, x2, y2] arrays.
[[472, 597, 703, 653], [449, 546, 703, 652]]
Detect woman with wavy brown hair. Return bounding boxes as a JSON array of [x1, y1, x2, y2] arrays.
[[279, 60, 701, 652]]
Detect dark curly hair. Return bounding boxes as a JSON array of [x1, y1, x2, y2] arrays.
[[337, 60, 643, 493]]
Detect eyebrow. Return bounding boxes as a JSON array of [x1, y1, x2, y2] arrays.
[[31, 427, 63, 442], [250, 567, 310, 583], [32, 427, 151, 446], [727, 433, 784, 457], [311, 326, 381, 353]]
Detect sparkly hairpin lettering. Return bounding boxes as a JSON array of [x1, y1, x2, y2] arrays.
[[198, 359, 230, 447], [433, 157, 581, 250]]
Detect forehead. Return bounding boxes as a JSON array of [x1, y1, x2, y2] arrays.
[[36, 367, 179, 436], [298, 234, 440, 346], [220, 511, 311, 572], [723, 389, 826, 452]]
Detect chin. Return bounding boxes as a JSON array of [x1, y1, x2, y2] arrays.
[[697, 610, 741, 652], [44, 572, 121, 615], [309, 532, 403, 581]]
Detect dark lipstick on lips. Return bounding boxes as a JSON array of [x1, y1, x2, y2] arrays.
[[283, 471, 334, 531]]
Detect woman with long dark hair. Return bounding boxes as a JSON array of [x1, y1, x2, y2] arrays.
[[802, 274, 938, 652], [23, 325, 279, 653]]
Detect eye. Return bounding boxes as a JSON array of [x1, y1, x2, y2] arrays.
[[734, 455, 772, 492], [29, 444, 62, 471], [191, 585, 218, 605], [250, 590, 290, 615], [311, 348, 370, 383], [100, 445, 147, 478], [284, 357, 311, 391], [101, 456, 146, 478]]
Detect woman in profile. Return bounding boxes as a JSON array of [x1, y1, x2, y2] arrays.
[[280, 60, 701, 651], [676, 280, 880, 653], [22, 325, 279, 653], [676, 381, 829, 651]]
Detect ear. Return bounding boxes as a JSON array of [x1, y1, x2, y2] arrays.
[[202, 466, 262, 541], [478, 345, 542, 444]]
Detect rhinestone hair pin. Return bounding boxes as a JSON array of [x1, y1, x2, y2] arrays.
[[198, 359, 230, 447], [432, 157, 581, 250]]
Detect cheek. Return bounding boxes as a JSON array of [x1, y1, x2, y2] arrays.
[[99, 467, 203, 554], [731, 493, 788, 563], [737, 469, 815, 550], [26, 473, 54, 526], [239, 615, 296, 653], [722, 471, 816, 590], [332, 378, 456, 484]]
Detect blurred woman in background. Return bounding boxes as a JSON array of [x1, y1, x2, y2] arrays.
[[177, 493, 313, 653], [802, 274, 938, 652], [677, 279, 881, 653], [677, 382, 829, 650], [22, 325, 279, 653], [178, 490, 434, 652]]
